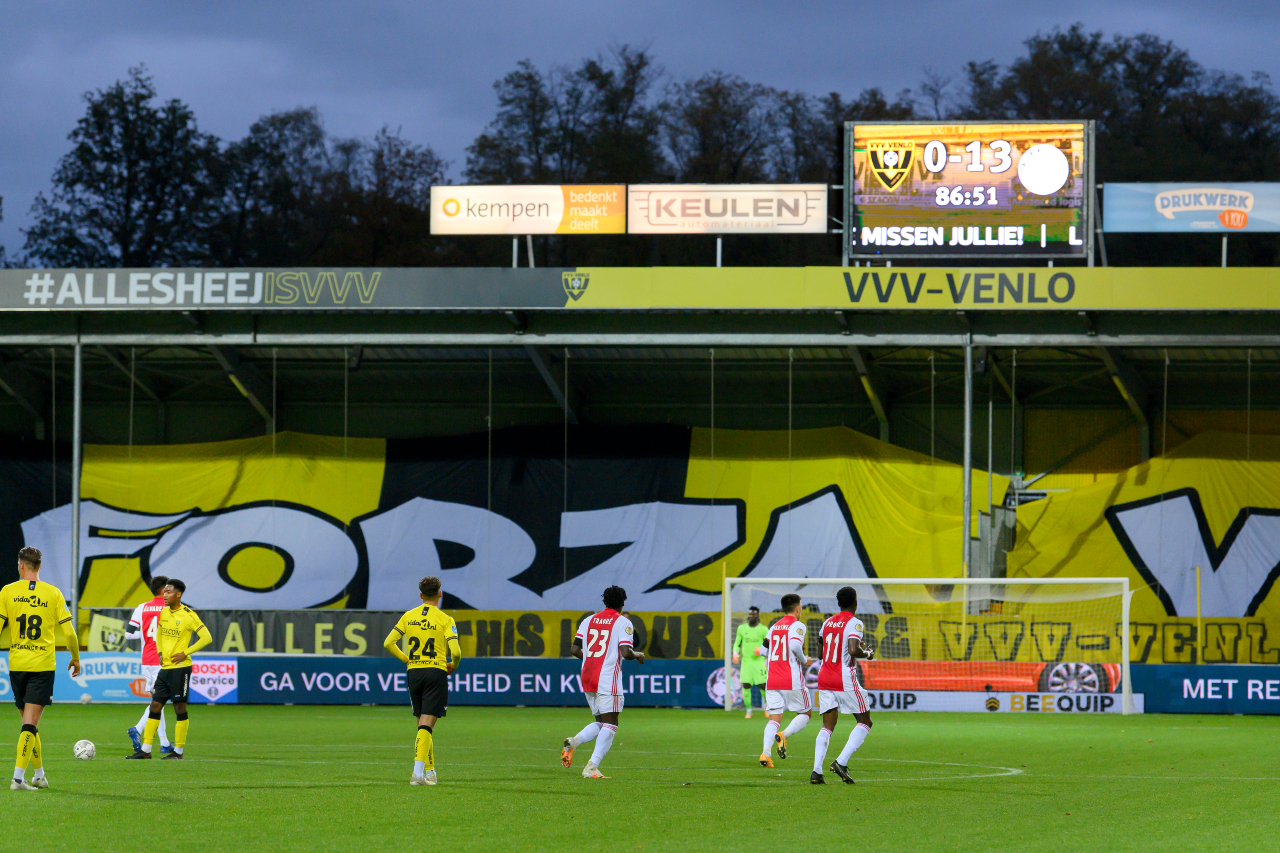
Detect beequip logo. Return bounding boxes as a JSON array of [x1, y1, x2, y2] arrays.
[[868, 140, 914, 190]]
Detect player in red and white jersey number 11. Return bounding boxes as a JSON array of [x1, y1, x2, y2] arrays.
[[561, 585, 645, 779], [811, 586, 875, 784], [124, 575, 174, 755], [760, 593, 815, 768]]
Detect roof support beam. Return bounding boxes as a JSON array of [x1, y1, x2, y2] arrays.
[[1097, 347, 1150, 461], [208, 346, 274, 430], [524, 345, 579, 424], [0, 361, 46, 439], [97, 346, 161, 402], [848, 346, 889, 442]]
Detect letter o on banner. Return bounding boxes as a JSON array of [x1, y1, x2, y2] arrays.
[[148, 505, 358, 608]]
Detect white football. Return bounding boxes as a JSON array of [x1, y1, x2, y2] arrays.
[[79, 693, 93, 705], [73, 739, 96, 760]]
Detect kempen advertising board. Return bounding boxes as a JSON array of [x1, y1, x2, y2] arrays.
[[430, 185, 625, 234], [845, 121, 1093, 258]]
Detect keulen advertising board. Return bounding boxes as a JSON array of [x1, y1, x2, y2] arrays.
[[430, 185, 625, 234], [627, 184, 828, 233], [1103, 183, 1280, 232]]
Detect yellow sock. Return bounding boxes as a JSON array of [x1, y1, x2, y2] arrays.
[[175, 720, 189, 750], [143, 717, 160, 747], [15, 731, 35, 771], [414, 728, 434, 770], [30, 734, 42, 771]]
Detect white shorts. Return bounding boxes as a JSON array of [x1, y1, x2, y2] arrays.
[[818, 684, 869, 715], [585, 692, 624, 715], [765, 688, 813, 715], [142, 664, 162, 694]]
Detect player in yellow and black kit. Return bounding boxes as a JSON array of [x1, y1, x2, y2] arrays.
[[0, 546, 81, 791], [383, 575, 461, 786], [126, 579, 211, 760]]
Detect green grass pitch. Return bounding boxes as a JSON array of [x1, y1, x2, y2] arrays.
[[4, 704, 1275, 852]]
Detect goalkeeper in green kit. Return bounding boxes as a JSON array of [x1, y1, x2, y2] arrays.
[[732, 606, 769, 718]]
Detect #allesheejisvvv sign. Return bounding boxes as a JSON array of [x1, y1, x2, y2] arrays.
[[845, 121, 1094, 258], [1103, 183, 1280, 233], [430, 185, 625, 235]]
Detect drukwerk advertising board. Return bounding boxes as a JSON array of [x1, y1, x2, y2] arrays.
[[1103, 183, 1280, 232]]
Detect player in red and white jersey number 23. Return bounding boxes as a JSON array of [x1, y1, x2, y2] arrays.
[[812, 586, 875, 784], [760, 593, 815, 768], [561, 585, 645, 779]]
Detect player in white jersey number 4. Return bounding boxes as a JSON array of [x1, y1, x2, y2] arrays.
[[561, 586, 645, 779], [811, 586, 875, 784], [760, 593, 815, 768], [124, 575, 174, 755]]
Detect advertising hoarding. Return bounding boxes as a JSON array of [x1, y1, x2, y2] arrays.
[[430, 185, 625, 235], [628, 184, 827, 234], [845, 121, 1093, 258], [1103, 183, 1280, 232]]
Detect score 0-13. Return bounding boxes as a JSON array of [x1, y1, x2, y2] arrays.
[[914, 139, 1072, 197]]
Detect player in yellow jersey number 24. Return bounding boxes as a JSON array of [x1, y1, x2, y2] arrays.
[[384, 575, 462, 787]]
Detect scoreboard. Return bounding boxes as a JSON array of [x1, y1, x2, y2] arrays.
[[844, 121, 1094, 259]]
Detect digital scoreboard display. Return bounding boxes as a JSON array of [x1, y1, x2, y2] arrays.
[[845, 121, 1094, 259]]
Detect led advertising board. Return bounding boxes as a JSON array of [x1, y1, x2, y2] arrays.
[[628, 185, 828, 234], [1103, 183, 1280, 232], [430, 185, 625, 235], [845, 121, 1093, 259]]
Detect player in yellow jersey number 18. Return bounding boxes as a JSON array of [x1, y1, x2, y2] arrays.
[[383, 575, 462, 786], [0, 546, 81, 791]]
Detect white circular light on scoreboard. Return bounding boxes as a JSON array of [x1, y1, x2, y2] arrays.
[[1016, 144, 1070, 195]]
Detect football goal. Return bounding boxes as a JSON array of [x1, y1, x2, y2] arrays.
[[723, 576, 1135, 714]]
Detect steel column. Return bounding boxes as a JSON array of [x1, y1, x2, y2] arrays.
[[70, 342, 82, 628]]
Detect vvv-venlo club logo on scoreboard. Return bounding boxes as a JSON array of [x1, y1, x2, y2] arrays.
[[868, 140, 915, 189]]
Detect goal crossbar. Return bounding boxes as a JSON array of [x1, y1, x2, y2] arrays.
[[722, 576, 1134, 715]]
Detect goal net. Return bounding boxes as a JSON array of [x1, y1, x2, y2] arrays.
[[723, 577, 1134, 714]]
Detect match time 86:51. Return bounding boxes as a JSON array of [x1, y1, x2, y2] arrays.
[[935, 186, 998, 206]]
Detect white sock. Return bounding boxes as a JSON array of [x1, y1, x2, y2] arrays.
[[838, 723, 871, 765], [413, 760, 425, 778], [141, 743, 152, 754], [588, 724, 617, 767], [813, 728, 832, 774], [136, 707, 151, 732], [762, 720, 780, 755], [782, 713, 810, 738], [157, 709, 170, 748], [174, 747, 183, 756], [573, 721, 602, 747], [13, 765, 24, 781], [32, 767, 45, 780]]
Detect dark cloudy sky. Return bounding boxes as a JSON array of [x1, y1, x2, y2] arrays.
[[3, 0, 1277, 254]]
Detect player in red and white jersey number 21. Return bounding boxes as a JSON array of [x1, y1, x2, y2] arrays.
[[812, 586, 875, 784], [760, 593, 815, 768], [561, 585, 645, 779], [124, 575, 174, 755]]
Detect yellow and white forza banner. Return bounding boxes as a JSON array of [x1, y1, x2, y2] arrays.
[[1010, 431, 1280, 662], [12, 426, 997, 621], [430, 185, 625, 234]]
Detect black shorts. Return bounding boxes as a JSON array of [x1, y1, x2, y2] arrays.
[[408, 667, 448, 718], [10, 670, 54, 709], [152, 666, 192, 704]]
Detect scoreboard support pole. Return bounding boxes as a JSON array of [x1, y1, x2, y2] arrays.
[[1222, 236, 1228, 268], [962, 341, 973, 577]]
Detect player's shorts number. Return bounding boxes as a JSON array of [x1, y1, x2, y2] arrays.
[[585, 628, 609, 658], [16, 614, 42, 640], [407, 637, 437, 661]]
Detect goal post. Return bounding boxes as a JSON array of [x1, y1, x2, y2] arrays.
[[723, 577, 1135, 715]]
